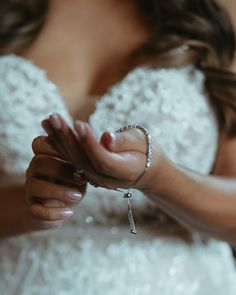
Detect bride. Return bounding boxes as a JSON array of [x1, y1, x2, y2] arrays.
[[1, 0, 236, 294]]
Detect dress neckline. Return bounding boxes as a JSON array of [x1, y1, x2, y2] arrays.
[[3, 54, 146, 124]]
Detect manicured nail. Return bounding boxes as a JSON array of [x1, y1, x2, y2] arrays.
[[107, 132, 116, 149], [49, 113, 62, 130], [67, 192, 82, 202], [101, 132, 116, 150], [61, 209, 74, 219], [75, 121, 87, 138]]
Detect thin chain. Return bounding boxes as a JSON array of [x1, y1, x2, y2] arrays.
[[75, 124, 153, 235], [116, 124, 152, 234]]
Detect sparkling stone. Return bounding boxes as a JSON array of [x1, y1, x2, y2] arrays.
[[124, 192, 132, 199]]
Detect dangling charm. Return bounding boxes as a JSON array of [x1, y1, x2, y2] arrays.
[[124, 192, 137, 234]]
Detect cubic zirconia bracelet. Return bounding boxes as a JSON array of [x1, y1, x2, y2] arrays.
[[115, 124, 152, 234]]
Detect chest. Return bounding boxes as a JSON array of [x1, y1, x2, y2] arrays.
[[60, 62, 137, 121]]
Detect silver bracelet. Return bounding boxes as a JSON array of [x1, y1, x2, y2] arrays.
[[115, 124, 152, 234], [74, 124, 152, 235]]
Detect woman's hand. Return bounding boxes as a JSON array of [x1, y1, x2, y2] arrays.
[[42, 113, 166, 192], [25, 135, 87, 229], [35, 113, 236, 245]]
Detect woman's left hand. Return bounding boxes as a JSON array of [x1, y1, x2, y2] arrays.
[[42, 114, 165, 192]]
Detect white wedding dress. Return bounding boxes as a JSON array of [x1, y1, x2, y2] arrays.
[[0, 55, 236, 295]]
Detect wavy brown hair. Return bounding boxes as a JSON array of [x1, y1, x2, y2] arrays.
[[0, 0, 48, 54], [0, 0, 236, 135]]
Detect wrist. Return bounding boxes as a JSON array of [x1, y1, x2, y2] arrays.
[[137, 144, 172, 196]]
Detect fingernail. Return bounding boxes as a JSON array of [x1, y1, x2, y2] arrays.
[[107, 132, 116, 149], [61, 209, 74, 219], [67, 192, 82, 202], [101, 132, 116, 150], [75, 121, 87, 138], [49, 113, 62, 130]]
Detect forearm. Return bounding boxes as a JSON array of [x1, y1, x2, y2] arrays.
[[0, 186, 37, 239], [142, 156, 236, 245]]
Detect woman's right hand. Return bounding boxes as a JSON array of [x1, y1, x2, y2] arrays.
[[25, 136, 87, 229]]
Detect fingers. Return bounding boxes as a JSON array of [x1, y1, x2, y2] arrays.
[[47, 114, 80, 161], [26, 127, 90, 224], [41, 114, 147, 189], [28, 155, 75, 182], [41, 119, 72, 162], [27, 154, 88, 189], [32, 136, 64, 159], [25, 156, 86, 223], [74, 121, 145, 179], [75, 121, 115, 171], [25, 177, 84, 205], [42, 114, 86, 168], [29, 204, 74, 221], [43, 114, 113, 177], [30, 146, 121, 190]]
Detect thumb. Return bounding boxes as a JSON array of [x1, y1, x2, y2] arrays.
[[100, 129, 146, 153]]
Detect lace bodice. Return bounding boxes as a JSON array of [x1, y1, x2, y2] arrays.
[[0, 55, 235, 295], [0, 55, 218, 225], [0, 55, 217, 185]]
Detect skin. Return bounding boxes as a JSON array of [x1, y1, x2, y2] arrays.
[[0, 0, 150, 238], [27, 112, 236, 247], [22, 0, 150, 121], [1, 0, 236, 242]]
